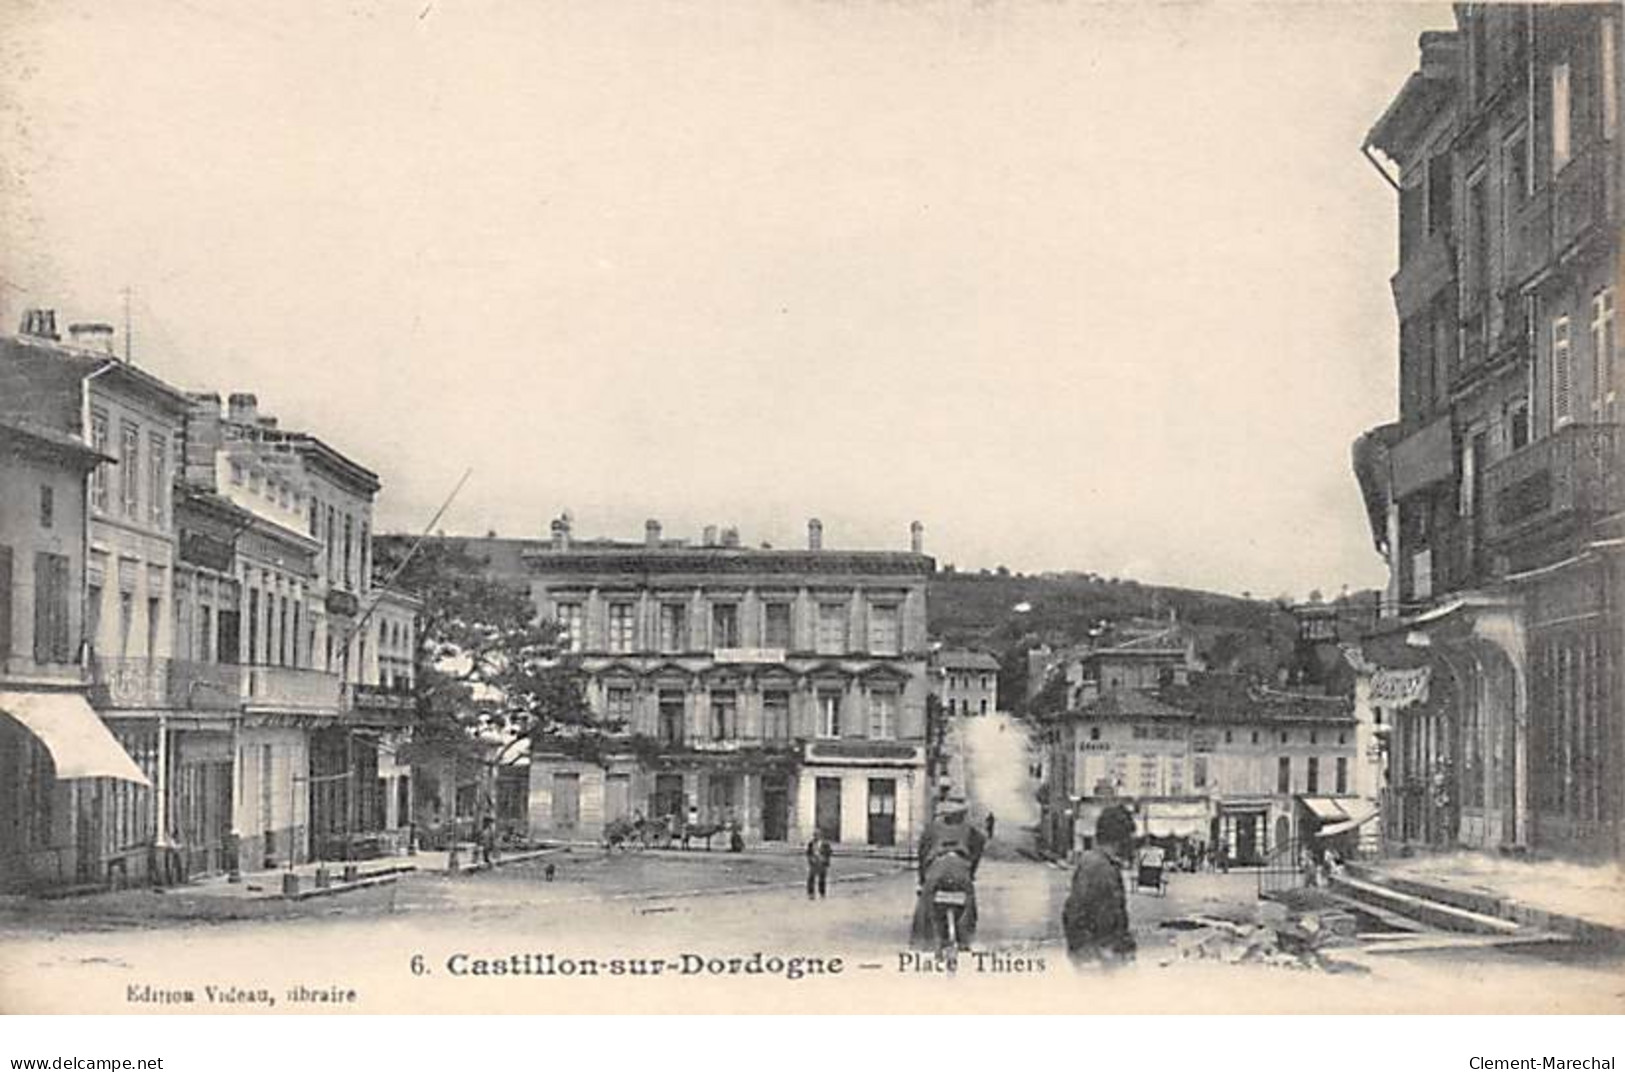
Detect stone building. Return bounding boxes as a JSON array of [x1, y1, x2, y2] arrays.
[[930, 649, 1000, 717], [1043, 672, 1359, 865], [0, 410, 144, 891], [1355, 4, 1621, 858], [437, 517, 935, 849]]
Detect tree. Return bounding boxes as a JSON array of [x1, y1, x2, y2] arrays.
[[374, 539, 597, 762]]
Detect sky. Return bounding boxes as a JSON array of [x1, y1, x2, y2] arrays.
[[0, 0, 1452, 599]]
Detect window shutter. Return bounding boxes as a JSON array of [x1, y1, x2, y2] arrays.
[[1553, 317, 1573, 426], [0, 546, 12, 658]]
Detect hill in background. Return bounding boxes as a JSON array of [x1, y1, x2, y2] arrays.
[[926, 570, 1305, 711]]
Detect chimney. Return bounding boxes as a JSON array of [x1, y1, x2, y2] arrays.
[[550, 513, 572, 551], [910, 520, 924, 554], [19, 309, 59, 341], [645, 519, 662, 547], [702, 524, 718, 547], [721, 526, 740, 549], [227, 392, 259, 425], [67, 322, 116, 355], [808, 518, 823, 551]]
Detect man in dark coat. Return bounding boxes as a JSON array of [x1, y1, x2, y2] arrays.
[[805, 829, 833, 899], [1062, 804, 1137, 967], [910, 798, 987, 949]]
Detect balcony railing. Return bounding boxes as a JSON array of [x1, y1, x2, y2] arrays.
[[1485, 423, 1623, 550], [242, 665, 343, 712], [90, 657, 172, 709], [1391, 228, 1455, 320], [167, 660, 243, 710], [1553, 144, 1617, 255], [1506, 188, 1552, 286], [347, 682, 415, 712]]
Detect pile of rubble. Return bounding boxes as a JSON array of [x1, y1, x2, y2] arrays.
[[1156, 907, 1368, 973]]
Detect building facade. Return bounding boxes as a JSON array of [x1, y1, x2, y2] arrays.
[[930, 649, 1000, 717], [1356, 4, 1622, 859], [445, 517, 935, 849], [0, 410, 143, 891], [1043, 673, 1360, 864]]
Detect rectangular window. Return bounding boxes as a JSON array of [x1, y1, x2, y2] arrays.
[[1504, 130, 1529, 207], [343, 515, 354, 589], [90, 410, 109, 512], [0, 546, 12, 658], [1336, 757, 1349, 795], [309, 499, 320, 537], [867, 690, 897, 740], [816, 602, 847, 655], [817, 690, 842, 738], [38, 485, 53, 529], [658, 603, 687, 653], [1553, 316, 1574, 427], [1193, 755, 1209, 791], [607, 602, 635, 653], [657, 690, 685, 745], [1507, 397, 1531, 450], [148, 433, 167, 525], [763, 690, 791, 742], [1138, 754, 1159, 796], [867, 604, 900, 656], [1593, 288, 1617, 419], [1277, 756, 1292, 794], [763, 602, 792, 649], [1604, 18, 1619, 138], [1426, 151, 1452, 236], [31, 552, 70, 663], [710, 603, 739, 649], [1553, 61, 1572, 171], [120, 422, 141, 517], [1306, 756, 1320, 794], [554, 602, 583, 652], [147, 596, 161, 661], [709, 690, 737, 741], [605, 686, 633, 726]]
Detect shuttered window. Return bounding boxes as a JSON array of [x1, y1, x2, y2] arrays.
[[1552, 316, 1573, 427], [32, 552, 71, 663], [0, 545, 12, 658]]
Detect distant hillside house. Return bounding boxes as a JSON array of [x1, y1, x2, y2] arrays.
[[930, 648, 1000, 716]]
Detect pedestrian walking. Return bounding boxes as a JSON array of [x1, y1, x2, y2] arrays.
[[805, 829, 833, 899], [984, 811, 996, 840], [1062, 804, 1137, 967]]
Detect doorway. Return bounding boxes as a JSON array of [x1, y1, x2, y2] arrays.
[[866, 778, 896, 847], [605, 774, 631, 825], [552, 773, 580, 831], [652, 773, 685, 820], [762, 775, 789, 841], [815, 777, 842, 841]]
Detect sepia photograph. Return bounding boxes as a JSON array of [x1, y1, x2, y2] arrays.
[[0, 0, 1621, 1022]]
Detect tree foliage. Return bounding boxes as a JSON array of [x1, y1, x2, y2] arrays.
[[373, 539, 599, 754]]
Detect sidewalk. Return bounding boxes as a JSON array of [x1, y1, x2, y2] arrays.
[[0, 844, 562, 930], [1360, 851, 1625, 946]]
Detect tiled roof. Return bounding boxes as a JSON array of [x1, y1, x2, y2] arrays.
[[932, 649, 1000, 671]]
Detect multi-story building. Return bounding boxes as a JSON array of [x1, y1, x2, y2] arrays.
[[182, 392, 409, 862], [432, 517, 935, 849], [1, 319, 196, 887], [1042, 671, 1359, 865], [1355, 4, 1621, 859], [0, 408, 147, 891], [930, 649, 1000, 717]]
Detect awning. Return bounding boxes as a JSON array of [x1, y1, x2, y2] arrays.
[[1142, 800, 1213, 838], [0, 691, 151, 784], [1298, 797, 1349, 822], [1319, 803, 1381, 839]]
